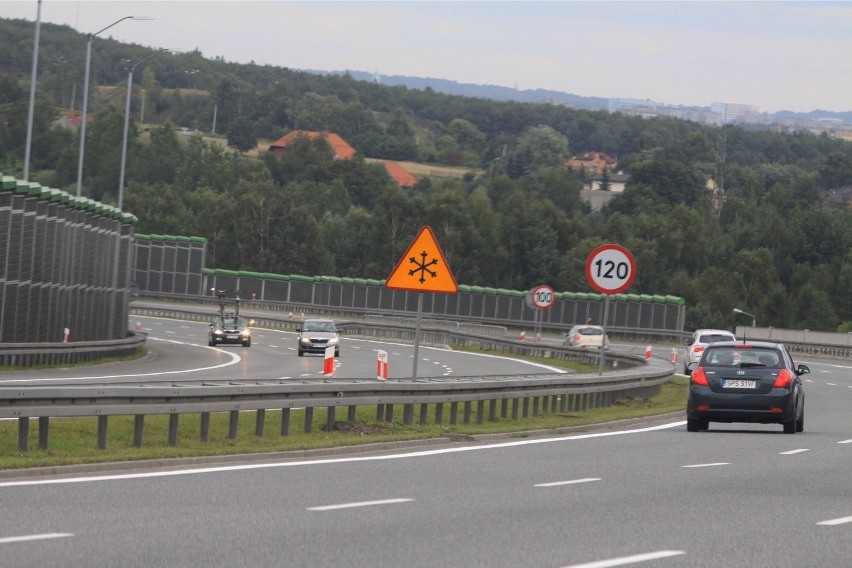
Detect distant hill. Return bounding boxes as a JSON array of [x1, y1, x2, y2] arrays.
[[306, 69, 851, 123], [304, 69, 610, 111]]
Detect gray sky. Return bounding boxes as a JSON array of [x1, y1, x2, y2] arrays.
[[4, 0, 851, 113]]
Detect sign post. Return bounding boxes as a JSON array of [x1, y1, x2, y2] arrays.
[[385, 226, 458, 380], [585, 244, 637, 375]]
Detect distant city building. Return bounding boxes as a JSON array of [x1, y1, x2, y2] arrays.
[[710, 102, 760, 124]]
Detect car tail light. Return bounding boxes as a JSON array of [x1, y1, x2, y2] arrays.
[[574, 334, 582, 341], [691, 367, 709, 386], [696, 404, 711, 411], [692, 345, 705, 355], [770, 407, 784, 413], [773, 369, 793, 388]]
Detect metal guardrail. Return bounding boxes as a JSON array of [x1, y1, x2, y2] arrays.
[[1, 305, 671, 452], [0, 332, 147, 368]]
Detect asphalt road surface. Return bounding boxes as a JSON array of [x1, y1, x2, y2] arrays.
[[1, 319, 849, 567]]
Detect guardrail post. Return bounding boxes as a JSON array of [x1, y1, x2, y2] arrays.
[[38, 417, 49, 450], [256, 409, 266, 436], [463, 401, 472, 424], [419, 404, 428, 425], [434, 403, 443, 424], [476, 401, 485, 424], [501, 399, 508, 418], [133, 415, 144, 447], [304, 407, 314, 433], [97, 416, 108, 449], [540, 396, 547, 415], [450, 402, 458, 424], [18, 418, 29, 452], [326, 407, 336, 431], [489, 400, 497, 422], [168, 414, 179, 446], [512, 398, 519, 419], [559, 395, 568, 413], [403, 404, 413, 426], [375, 404, 384, 422], [384, 404, 394, 423], [347, 406, 357, 423], [228, 411, 239, 439], [200, 412, 210, 442], [522, 397, 530, 418], [280, 408, 290, 436]]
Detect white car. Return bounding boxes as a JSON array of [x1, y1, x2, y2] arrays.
[[683, 328, 736, 365], [563, 325, 609, 349]]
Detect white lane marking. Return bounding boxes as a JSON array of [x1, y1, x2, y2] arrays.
[[535, 478, 601, 487], [560, 550, 685, 568], [838, 439, 852, 444], [817, 516, 852, 526], [307, 498, 413, 511], [683, 463, 730, 468], [0, 422, 685, 487], [780, 449, 809, 455], [826, 382, 837, 386], [0, 533, 73, 544], [1, 337, 242, 384]]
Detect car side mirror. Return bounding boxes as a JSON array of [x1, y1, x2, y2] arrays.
[[682, 338, 691, 346], [296, 325, 302, 332], [796, 364, 810, 376], [685, 361, 698, 377]]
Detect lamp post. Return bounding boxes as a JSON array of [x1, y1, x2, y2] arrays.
[[732, 308, 757, 327], [75, 15, 151, 198], [23, 0, 43, 181], [118, 50, 167, 210]]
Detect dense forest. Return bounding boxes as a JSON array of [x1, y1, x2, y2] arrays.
[[1, 18, 851, 332]]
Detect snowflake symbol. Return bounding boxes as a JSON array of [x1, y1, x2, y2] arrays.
[[408, 250, 439, 283]]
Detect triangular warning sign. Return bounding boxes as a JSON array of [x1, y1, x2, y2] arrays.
[[385, 226, 458, 293]]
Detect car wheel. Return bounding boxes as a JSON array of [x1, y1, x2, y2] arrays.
[[796, 405, 804, 433], [335, 347, 340, 357], [242, 340, 251, 347], [783, 417, 797, 434], [686, 417, 705, 432], [298, 348, 303, 357]]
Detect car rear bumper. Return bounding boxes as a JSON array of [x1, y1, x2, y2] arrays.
[[687, 388, 797, 423]]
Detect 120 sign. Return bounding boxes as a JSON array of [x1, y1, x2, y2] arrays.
[[585, 244, 637, 295]]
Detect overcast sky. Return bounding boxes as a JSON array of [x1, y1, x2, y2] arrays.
[[4, 0, 851, 113]]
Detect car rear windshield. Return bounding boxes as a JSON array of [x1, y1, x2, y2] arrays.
[[578, 327, 603, 335], [699, 333, 734, 343], [703, 347, 781, 367]]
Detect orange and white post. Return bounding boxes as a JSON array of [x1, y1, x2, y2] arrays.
[[323, 346, 335, 381], [377, 350, 388, 381]]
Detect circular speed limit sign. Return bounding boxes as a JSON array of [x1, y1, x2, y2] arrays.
[[529, 284, 555, 309], [585, 244, 637, 295]]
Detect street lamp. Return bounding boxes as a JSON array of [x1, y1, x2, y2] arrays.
[[732, 308, 757, 327], [75, 15, 151, 198], [118, 49, 167, 210]]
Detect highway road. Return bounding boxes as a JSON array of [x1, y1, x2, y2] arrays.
[[1, 318, 849, 566]]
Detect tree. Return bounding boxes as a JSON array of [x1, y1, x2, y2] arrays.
[[227, 117, 257, 153], [515, 125, 569, 169]]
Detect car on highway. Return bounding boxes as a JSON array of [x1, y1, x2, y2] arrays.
[[297, 318, 340, 356], [683, 328, 736, 366], [686, 340, 809, 433], [208, 314, 252, 347], [563, 325, 609, 349]]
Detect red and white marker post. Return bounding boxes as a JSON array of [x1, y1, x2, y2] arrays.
[[323, 346, 335, 381], [377, 350, 388, 381]]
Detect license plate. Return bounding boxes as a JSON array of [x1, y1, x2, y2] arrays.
[[723, 379, 756, 389], [226, 334, 239, 339]]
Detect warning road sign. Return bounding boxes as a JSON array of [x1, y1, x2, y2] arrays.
[[385, 226, 458, 293]]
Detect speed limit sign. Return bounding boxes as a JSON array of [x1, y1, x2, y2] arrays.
[[585, 244, 637, 295], [528, 285, 555, 309]]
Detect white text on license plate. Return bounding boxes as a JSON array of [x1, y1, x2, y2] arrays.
[[723, 379, 756, 388]]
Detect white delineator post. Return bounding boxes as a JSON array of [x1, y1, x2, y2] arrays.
[[377, 350, 388, 381]]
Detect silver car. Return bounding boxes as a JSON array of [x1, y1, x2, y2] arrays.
[[297, 319, 340, 356]]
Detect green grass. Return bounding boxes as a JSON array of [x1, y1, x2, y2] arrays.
[[0, 376, 688, 470]]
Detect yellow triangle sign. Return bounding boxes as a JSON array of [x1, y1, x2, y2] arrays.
[[385, 226, 458, 293]]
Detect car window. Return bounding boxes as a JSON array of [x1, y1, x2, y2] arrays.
[[698, 333, 734, 343], [579, 327, 603, 335]]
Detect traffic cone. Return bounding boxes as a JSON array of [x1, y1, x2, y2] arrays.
[[520, 330, 526, 342], [645, 345, 652, 360], [671, 348, 678, 363]]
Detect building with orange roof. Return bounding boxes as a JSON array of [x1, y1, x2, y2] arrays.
[[381, 160, 417, 187], [268, 130, 356, 160], [564, 151, 618, 175]]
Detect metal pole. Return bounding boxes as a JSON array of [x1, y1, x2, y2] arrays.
[[118, 69, 133, 209], [598, 295, 611, 375], [411, 293, 423, 380], [75, 34, 93, 197], [23, 0, 42, 181]]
